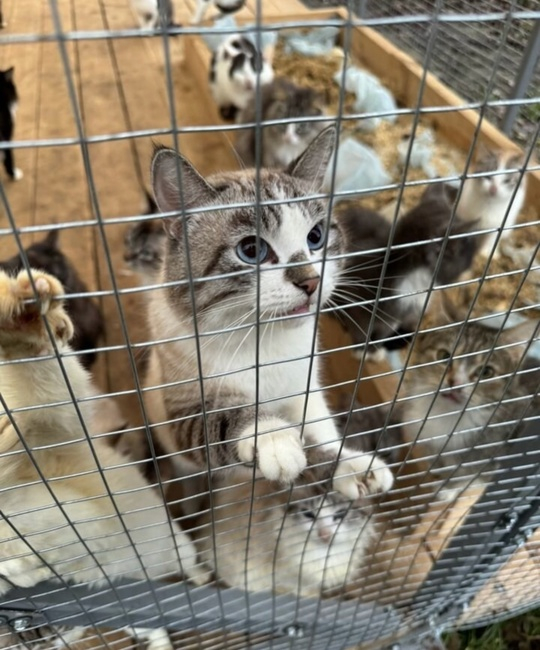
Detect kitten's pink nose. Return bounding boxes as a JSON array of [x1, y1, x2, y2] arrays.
[[489, 184, 498, 197], [318, 527, 332, 543], [295, 276, 320, 296]]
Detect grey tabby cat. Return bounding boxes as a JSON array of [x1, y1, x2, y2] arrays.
[[235, 78, 328, 169], [398, 313, 539, 499], [143, 126, 393, 502]]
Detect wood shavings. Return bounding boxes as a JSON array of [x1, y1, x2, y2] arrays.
[[273, 41, 540, 319]]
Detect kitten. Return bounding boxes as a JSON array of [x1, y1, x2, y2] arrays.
[[398, 314, 539, 499], [143, 127, 393, 504], [209, 35, 274, 121], [332, 184, 481, 359], [130, 0, 176, 30], [196, 471, 374, 595], [455, 148, 527, 258], [124, 190, 166, 283], [191, 0, 246, 24], [0, 67, 22, 181], [0, 230, 104, 369], [235, 78, 328, 169], [0, 269, 206, 650]]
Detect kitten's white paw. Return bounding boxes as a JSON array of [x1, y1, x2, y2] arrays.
[[333, 452, 394, 500], [12, 168, 23, 181], [237, 419, 306, 483]]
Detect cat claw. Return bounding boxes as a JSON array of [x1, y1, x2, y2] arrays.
[[0, 269, 73, 349], [237, 423, 307, 483], [333, 452, 394, 500]]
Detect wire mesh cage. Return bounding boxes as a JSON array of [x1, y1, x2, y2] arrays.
[[0, 1, 539, 649]]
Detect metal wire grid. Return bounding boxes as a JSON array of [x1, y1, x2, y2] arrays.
[[0, 0, 539, 649], [354, 0, 540, 146]]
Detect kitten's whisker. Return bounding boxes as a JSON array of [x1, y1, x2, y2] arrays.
[[329, 291, 399, 333], [326, 298, 369, 342]]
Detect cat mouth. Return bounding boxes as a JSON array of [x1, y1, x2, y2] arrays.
[[286, 303, 311, 316]]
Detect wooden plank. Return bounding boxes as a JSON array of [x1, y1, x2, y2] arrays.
[[71, 0, 147, 417], [0, 0, 44, 252]]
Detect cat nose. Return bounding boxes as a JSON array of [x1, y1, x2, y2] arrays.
[[489, 184, 498, 197], [295, 276, 320, 296], [318, 526, 332, 543]]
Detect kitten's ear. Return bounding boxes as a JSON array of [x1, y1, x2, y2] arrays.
[[3, 67, 14, 82], [151, 145, 218, 217], [436, 290, 464, 325], [501, 319, 540, 359], [44, 230, 59, 249], [286, 125, 336, 190]]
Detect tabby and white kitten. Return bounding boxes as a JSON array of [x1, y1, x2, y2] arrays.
[[209, 35, 274, 121], [0, 67, 22, 181], [0, 269, 205, 650], [130, 0, 175, 30], [196, 471, 374, 595], [191, 0, 246, 24], [456, 149, 527, 258], [398, 314, 539, 499], [235, 78, 328, 169], [143, 127, 393, 504]]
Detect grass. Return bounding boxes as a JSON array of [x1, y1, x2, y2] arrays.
[[444, 609, 540, 650]]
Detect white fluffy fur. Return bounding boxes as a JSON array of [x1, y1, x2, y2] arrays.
[[130, 0, 171, 29], [0, 270, 205, 650], [196, 474, 373, 596], [456, 153, 527, 258]]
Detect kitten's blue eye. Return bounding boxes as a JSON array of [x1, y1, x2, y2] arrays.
[[333, 509, 348, 521], [307, 224, 324, 251], [236, 236, 269, 264], [301, 509, 316, 520]]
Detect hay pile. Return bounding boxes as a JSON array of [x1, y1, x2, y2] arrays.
[[273, 41, 540, 318]]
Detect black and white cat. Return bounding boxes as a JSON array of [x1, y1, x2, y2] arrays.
[[0, 67, 22, 181], [209, 34, 274, 121]]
